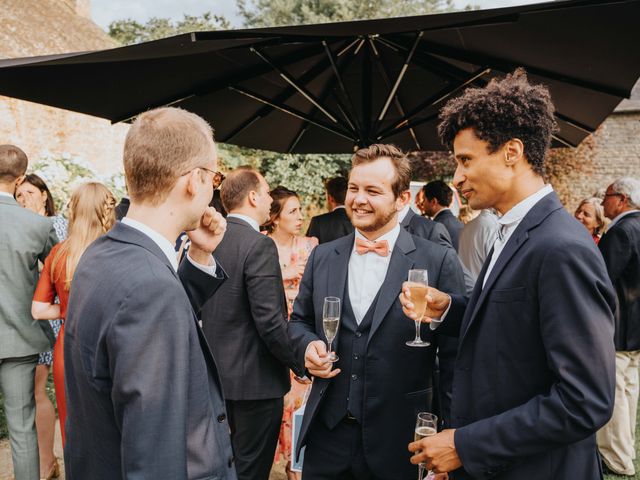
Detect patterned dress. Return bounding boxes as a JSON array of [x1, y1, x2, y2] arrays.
[[37, 215, 67, 366], [274, 235, 318, 463]]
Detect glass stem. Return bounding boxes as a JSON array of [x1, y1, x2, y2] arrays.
[[418, 464, 425, 480], [414, 320, 422, 342]]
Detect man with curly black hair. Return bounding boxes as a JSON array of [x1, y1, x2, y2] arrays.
[[401, 70, 616, 479]]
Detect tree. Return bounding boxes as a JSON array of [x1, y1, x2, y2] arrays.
[[108, 12, 230, 46], [238, 0, 456, 28]]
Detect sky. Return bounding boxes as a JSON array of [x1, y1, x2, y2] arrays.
[[91, 0, 545, 31]]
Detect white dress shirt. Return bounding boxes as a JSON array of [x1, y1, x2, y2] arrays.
[[482, 184, 553, 288], [122, 217, 216, 275], [227, 213, 260, 232], [398, 205, 411, 224], [348, 224, 401, 324], [0, 191, 14, 198]]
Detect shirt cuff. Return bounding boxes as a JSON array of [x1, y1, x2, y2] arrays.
[[430, 294, 451, 330], [186, 252, 219, 277]]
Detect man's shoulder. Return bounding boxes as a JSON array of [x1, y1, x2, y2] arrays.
[[1, 202, 53, 230], [411, 233, 450, 258]]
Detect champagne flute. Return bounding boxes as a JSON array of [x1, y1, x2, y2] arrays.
[[415, 412, 438, 480], [406, 269, 430, 347], [322, 296, 340, 362]]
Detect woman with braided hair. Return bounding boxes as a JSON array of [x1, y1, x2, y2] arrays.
[[31, 182, 116, 452]]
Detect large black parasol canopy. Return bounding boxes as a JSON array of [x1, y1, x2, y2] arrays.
[[1, 0, 639, 153]]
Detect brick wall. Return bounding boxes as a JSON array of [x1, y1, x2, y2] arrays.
[[548, 112, 640, 212]]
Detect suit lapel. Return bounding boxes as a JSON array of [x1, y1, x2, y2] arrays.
[[327, 233, 353, 300], [460, 192, 563, 342], [400, 209, 414, 229], [368, 228, 416, 345]]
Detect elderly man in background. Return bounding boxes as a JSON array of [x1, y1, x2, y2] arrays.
[[597, 177, 640, 477]]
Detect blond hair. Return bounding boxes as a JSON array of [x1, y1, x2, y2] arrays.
[[124, 107, 215, 205], [351, 144, 411, 199], [51, 182, 116, 290]]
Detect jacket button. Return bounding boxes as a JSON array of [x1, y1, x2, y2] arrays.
[[353, 354, 360, 360], [351, 374, 358, 381], [217, 414, 226, 423], [355, 331, 362, 338]]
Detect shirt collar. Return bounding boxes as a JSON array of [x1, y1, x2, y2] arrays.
[[433, 207, 449, 219], [332, 205, 346, 211], [609, 209, 640, 229], [398, 205, 411, 223], [353, 223, 401, 253], [121, 217, 178, 271], [498, 184, 553, 229], [0, 191, 14, 198], [227, 213, 260, 232]]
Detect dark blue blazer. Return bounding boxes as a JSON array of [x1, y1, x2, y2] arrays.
[[434, 209, 464, 251], [289, 227, 466, 478], [598, 211, 640, 351], [64, 222, 236, 479], [440, 192, 616, 479]]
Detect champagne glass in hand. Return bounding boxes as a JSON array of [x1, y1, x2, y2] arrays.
[[322, 296, 340, 362], [406, 269, 430, 347], [415, 412, 438, 480]]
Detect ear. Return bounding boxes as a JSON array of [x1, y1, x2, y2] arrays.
[[15, 174, 26, 187], [185, 169, 201, 197], [396, 190, 411, 211], [247, 190, 258, 208], [503, 139, 524, 166]]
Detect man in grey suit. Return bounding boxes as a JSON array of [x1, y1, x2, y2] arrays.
[[423, 180, 464, 251], [0, 144, 58, 480], [201, 167, 302, 480], [64, 108, 236, 479]]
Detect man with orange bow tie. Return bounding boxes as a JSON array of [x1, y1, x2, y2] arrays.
[[288, 144, 466, 479]]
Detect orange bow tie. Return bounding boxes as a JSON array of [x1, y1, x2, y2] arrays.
[[355, 237, 390, 257]]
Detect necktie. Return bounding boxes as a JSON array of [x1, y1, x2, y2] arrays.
[[355, 237, 390, 257]]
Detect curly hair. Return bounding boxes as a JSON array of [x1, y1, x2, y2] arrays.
[[437, 69, 558, 176]]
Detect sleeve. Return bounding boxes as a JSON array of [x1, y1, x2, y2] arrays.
[[107, 280, 193, 478], [178, 256, 227, 316], [288, 247, 322, 372], [38, 219, 59, 263], [454, 241, 616, 477], [598, 226, 631, 284], [430, 221, 454, 250], [245, 237, 302, 374], [33, 250, 56, 304]]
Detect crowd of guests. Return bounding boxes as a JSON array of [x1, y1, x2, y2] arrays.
[[0, 69, 639, 480]]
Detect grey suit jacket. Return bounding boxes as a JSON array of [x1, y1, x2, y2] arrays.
[[64, 222, 236, 479], [0, 194, 58, 358], [201, 217, 300, 401]]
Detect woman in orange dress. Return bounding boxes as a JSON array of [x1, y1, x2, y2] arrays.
[[264, 186, 318, 480], [32, 182, 116, 448]]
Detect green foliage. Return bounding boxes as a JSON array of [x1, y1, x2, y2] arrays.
[[30, 154, 126, 215], [237, 0, 455, 27], [108, 12, 230, 46]]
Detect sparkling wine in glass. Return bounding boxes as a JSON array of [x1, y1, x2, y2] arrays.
[[406, 269, 430, 347], [415, 412, 438, 480], [322, 296, 340, 362]]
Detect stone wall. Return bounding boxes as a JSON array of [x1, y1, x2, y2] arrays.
[[548, 112, 640, 211]]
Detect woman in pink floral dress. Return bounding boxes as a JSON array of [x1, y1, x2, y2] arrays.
[[264, 186, 318, 480]]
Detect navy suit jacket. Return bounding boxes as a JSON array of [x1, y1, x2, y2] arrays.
[[434, 209, 464, 251], [64, 222, 236, 479], [289, 227, 466, 478], [439, 192, 616, 479], [401, 208, 454, 250], [598, 211, 640, 351]]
